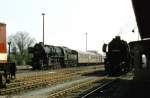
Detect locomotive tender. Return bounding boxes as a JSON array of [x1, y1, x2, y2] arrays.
[[28, 42, 103, 70], [102, 36, 131, 75]]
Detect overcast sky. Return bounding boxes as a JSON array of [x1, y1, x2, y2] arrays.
[[0, 0, 138, 53]]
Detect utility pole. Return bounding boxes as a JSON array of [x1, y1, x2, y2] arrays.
[[41, 13, 45, 71], [85, 32, 87, 52], [42, 13, 45, 45]]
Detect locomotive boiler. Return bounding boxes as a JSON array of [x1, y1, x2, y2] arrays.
[[102, 36, 131, 75]]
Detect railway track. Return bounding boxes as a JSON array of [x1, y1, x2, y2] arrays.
[[78, 72, 133, 98], [16, 65, 102, 80], [46, 72, 133, 98], [0, 65, 103, 95], [80, 79, 118, 98], [47, 77, 107, 98], [15, 65, 102, 83]]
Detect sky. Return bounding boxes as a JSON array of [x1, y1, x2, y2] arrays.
[[0, 0, 138, 54]]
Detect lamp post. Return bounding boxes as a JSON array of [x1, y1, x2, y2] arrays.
[[8, 42, 11, 62], [132, 26, 140, 40], [42, 13, 45, 45]]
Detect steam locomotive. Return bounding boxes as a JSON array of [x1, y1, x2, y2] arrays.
[[28, 42, 103, 70], [102, 36, 131, 75]]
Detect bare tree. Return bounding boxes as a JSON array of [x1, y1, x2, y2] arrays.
[[9, 32, 35, 65]]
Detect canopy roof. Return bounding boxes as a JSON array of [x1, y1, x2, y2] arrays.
[[132, 0, 150, 39]]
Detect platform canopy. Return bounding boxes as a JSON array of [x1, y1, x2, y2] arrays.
[[132, 0, 150, 39]]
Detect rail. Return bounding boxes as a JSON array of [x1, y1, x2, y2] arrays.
[[80, 79, 118, 98], [47, 78, 105, 98], [0, 65, 103, 95]]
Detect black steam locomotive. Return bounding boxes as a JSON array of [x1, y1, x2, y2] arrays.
[[28, 42, 102, 70], [102, 36, 131, 75], [28, 42, 78, 69]]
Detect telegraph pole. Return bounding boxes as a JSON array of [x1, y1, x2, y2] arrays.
[[42, 13, 45, 45], [85, 32, 87, 52]]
